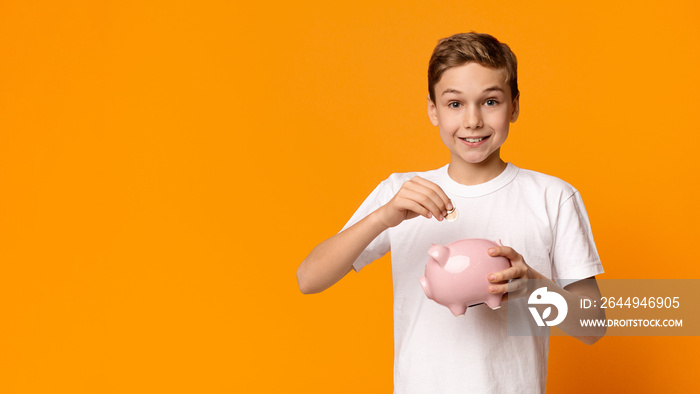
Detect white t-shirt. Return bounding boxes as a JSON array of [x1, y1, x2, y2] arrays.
[[342, 163, 604, 394]]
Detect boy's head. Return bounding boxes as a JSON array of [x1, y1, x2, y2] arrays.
[[426, 33, 521, 179], [428, 32, 518, 104]]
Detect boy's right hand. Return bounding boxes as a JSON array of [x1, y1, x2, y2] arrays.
[[376, 176, 453, 228]]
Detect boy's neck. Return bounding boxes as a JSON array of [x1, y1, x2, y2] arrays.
[[447, 154, 508, 186]]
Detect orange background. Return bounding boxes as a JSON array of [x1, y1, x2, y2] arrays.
[[1, 0, 699, 392]]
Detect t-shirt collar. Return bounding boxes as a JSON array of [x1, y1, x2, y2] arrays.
[[438, 163, 519, 197]]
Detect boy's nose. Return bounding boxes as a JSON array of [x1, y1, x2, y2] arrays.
[[463, 107, 483, 129]]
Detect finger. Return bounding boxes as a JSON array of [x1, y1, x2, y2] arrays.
[[487, 245, 522, 262], [410, 176, 453, 212], [488, 283, 508, 295], [489, 272, 528, 296], [406, 177, 451, 214], [506, 278, 526, 295], [404, 180, 451, 218], [400, 186, 447, 221], [488, 265, 526, 283], [395, 198, 433, 220], [499, 278, 530, 302]]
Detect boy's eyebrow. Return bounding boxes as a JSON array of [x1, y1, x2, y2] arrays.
[[483, 86, 505, 93], [441, 88, 463, 96], [440, 86, 505, 96]]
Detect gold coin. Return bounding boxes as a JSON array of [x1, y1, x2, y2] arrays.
[[445, 207, 458, 222]]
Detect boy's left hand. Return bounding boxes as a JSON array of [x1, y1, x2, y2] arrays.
[[486, 243, 606, 344], [486, 244, 546, 302]]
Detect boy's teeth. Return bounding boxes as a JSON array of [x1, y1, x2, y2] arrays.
[[463, 137, 485, 142]]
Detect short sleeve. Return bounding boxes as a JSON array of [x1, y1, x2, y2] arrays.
[[551, 191, 604, 287], [340, 178, 395, 272]]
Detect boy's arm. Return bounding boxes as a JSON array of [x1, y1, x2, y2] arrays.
[[297, 177, 453, 294], [559, 277, 606, 344], [296, 209, 388, 294], [487, 246, 606, 344]]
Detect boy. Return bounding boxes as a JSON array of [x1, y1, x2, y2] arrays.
[[297, 32, 604, 393]]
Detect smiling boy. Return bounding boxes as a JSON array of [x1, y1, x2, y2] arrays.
[[298, 32, 604, 393]]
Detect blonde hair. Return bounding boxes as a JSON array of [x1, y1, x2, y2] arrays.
[[428, 32, 518, 102]]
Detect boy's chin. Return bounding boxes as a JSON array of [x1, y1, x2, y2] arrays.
[[451, 151, 502, 167]]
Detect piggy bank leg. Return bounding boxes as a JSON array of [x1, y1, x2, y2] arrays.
[[448, 304, 467, 316], [419, 276, 433, 300], [485, 293, 504, 310]]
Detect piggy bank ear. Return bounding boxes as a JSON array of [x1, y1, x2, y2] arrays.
[[428, 244, 450, 266]]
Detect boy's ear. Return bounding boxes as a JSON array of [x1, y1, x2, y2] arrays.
[[427, 95, 439, 126], [510, 95, 520, 123]]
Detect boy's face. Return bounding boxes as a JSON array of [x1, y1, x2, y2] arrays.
[[427, 62, 519, 171]]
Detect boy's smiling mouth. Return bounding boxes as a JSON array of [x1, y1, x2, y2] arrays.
[[459, 135, 490, 143]]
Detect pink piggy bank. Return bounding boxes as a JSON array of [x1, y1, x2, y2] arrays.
[[419, 239, 511, 316]]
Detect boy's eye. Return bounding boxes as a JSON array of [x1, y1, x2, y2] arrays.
[[484, 99, 498, 106], [448, 102, 462, 109]]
